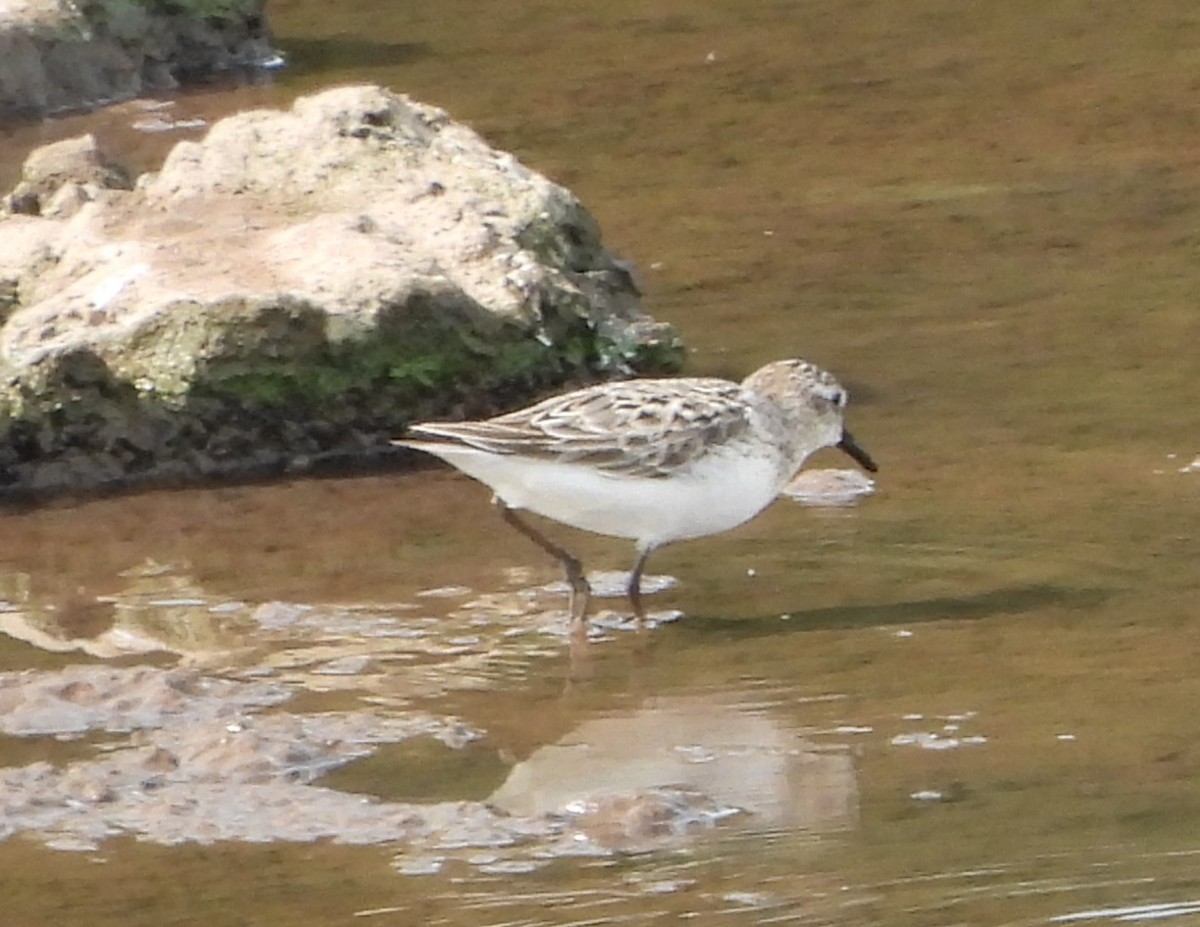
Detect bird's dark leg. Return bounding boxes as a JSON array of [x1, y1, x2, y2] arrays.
[[627, 544, 656, 624], [495, 497, 591, 624]]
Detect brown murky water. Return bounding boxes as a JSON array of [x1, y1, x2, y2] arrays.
[[3, 1, 1200, 925]]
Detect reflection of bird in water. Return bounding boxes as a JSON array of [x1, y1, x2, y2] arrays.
[[488, 696, 858, 839], [397, 358, 877, 628]]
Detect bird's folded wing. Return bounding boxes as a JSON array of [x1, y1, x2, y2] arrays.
[[403, 379, 751, 478]]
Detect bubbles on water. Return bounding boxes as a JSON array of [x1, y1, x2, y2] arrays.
[[393, 856, 444, 876], [892, 732, 959, 750], [782, 467, 876, 507], [1051, 900, 1200, 923], [637, 879, 695, 895], [474, 859, 545, 875], [559, 570, 679, 598], [312, 656, 373, 676], [674, 744, 719, 764], [415, 585, 473, 598], [890, 711, 987, 751], [721, 890, 778, 908]]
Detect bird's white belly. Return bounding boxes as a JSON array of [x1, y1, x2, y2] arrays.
[[423, 446, 783, 547]]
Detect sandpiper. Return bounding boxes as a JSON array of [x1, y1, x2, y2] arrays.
[[395, 358, 877, 626]]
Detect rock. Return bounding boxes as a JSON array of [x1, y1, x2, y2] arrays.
[[0, 84, 683, 496], [0, 0, 277, 119], [3, 133, 131, 216]]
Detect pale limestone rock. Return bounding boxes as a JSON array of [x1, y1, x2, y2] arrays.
[[0, 85, 681, 495]]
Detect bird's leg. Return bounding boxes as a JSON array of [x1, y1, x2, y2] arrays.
[[627, 544, 656, 625], [494, 497, 591, 625]]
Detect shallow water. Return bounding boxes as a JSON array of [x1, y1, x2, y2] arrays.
[[2, 1, 1200, 925]]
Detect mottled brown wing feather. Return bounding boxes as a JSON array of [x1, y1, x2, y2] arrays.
[[406, 378, 751, 478]]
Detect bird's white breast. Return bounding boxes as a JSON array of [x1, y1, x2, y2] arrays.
[[416, 443, 785, 548]]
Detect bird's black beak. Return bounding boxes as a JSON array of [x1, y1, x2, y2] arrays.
[[838, 429, 878, 473]]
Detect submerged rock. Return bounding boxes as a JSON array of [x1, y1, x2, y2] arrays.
[[0, 664, 852, 868], [0, 84, 683, 496], [0, 561, 855, 861], [0, 663, 752, 859], [0, 663, 486, 849]]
